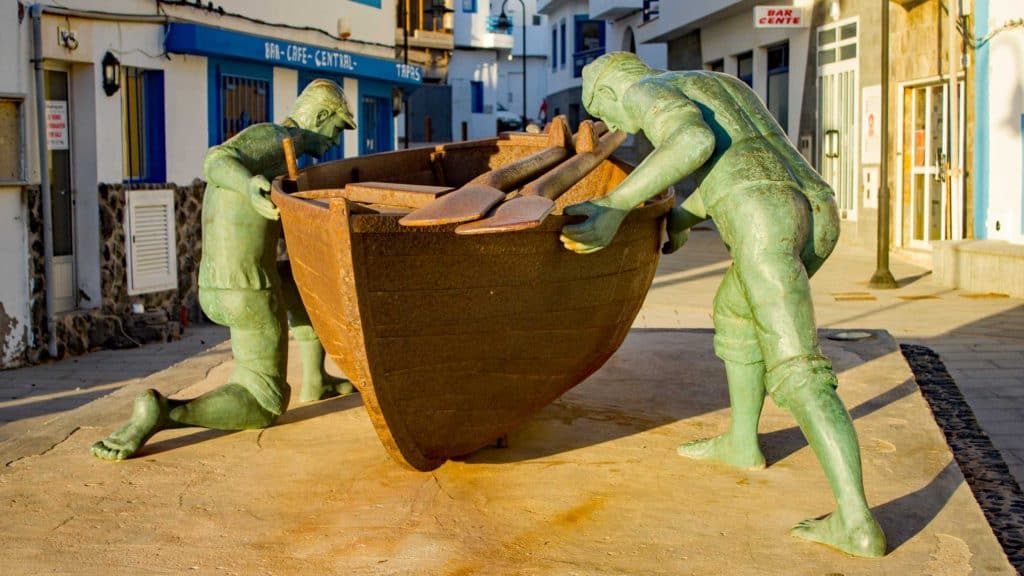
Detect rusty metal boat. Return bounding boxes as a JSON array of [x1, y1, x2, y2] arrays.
[[270, 120, 673, 471]]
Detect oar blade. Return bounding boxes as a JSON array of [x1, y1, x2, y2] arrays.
[[399, 185, 507, 226], [454, 195, 556, 235]]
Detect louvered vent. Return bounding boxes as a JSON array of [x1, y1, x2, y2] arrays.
[[126, 189, 177, 295]]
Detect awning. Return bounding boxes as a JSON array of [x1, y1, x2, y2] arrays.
[[165, 22, 423, 88]]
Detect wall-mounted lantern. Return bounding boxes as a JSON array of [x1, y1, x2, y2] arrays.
[[101, 51, 121, 97]]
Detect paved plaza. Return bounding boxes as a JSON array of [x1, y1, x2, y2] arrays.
[[0, 230, 1020, 574]]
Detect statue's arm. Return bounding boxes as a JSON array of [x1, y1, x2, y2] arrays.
[[204, 146, 256, 195], [203, 141, 280, 220], [595, 83, 715, 211], [560, 84, 714, 254]]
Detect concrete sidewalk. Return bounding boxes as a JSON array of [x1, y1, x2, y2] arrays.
[[0, 231, 1020, 574]]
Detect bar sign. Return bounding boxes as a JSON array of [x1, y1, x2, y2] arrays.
[[754, 6, 808, 28]]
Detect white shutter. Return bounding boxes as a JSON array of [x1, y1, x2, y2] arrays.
[[126, 189, 178, 295]]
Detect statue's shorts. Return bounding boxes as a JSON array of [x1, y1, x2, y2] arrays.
[[199, 286, 290, 416], [707, 179, 841, 410]]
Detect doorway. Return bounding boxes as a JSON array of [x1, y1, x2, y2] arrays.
[[817, 18, 860, 221], [45, 69, 76, 313], [902, 80, 965, 246], [359, 94, 393, 155]]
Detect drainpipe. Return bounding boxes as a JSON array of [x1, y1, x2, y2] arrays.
[[30, 4, 59, 357], [868, 0, 898, 289]]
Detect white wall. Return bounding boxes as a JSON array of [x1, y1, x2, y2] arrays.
[[544, 0, 606, 97], [455, 0, 514, 49], [498, 57, 548, 124], [165, 55, 209, 184], [0, 7, 35, 363], [450, 50, 499, 139], [0, 187, 29, 365], [71, 63, 102, 308], [44, 0, 396, 55], [984, 0, 1024, 242], [697, 11, 809, 141], [343, 77, 360, 157]]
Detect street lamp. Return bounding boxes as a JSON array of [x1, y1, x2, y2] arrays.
[[495, 0, 527, 128]]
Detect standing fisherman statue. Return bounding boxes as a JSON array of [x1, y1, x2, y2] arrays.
[[559, 52, 886, 558], [92, 79, 356, 461]]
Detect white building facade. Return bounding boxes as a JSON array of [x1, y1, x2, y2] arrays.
[[0, 0, 421, 367], [974, 0, 1024, 244], [450, 0, 513, 139]]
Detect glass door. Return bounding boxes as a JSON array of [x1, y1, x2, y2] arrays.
[[45, 69, 76, 313], [817, 18, 859, 221], [906, 82, 964, 246]]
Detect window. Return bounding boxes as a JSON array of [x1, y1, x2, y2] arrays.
[[736, 52, 753, 87], [351, 0, 382, 7], [551, 27, 558, 70], [560, 19, 566, 69], [0, 98, 23, 182], [122, 67, 166, 183], [573, 16, 605, 78], [462, 0, 476, 13], [209, 60, 272, 145], [818, 19, 858, 66], [471, 81, 483, 114], [706, 59, 724, 72], [766, 43, 790, 130], [642, 0, 659, 23], [126, 188, 177, 295]]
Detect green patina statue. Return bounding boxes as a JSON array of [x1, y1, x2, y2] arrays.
[[561, 52, 886, 558], [92, 79, 356, 461]]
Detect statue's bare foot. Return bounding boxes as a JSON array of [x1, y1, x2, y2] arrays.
[[91, 389, 170, 461], [299, 374, 355, 403], [790, 510, 886, 558], [677, 433, 766, 470]]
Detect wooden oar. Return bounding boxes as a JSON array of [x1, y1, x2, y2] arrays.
[[282, 136, 299, 180], [398, 116, 573, 227], [454, 121, 626, 235]]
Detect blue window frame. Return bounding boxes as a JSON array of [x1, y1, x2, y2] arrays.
[[351, 0, 381, 7], [736, 51, 753, 87], [573, 15, 605, 78], [207, 58, 273, 146], [551, 27, 558, 70], [122, 67, 166, 183], [560, 19, 566, 69], [297, 71, 346, 166], [462, 0, 476, 13], [470, 81, 484, 114]]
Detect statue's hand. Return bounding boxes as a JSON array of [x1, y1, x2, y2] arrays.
[[662, 205, 691, 255], [247, 175, 280, 221], [559, 200, 629, 254]]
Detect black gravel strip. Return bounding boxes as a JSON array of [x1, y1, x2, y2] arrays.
[[900, 343, 1024, 573]]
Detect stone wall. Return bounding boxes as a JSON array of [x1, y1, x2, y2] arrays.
[[24, 181, 204, 363]]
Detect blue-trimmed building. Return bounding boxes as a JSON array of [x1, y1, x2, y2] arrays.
[[0, 1, 422, 367]]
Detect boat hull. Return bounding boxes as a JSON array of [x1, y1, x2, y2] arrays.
[[272, 136, 672, 471]]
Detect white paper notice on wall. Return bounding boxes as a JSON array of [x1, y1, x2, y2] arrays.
[[45, 100, 68, 151], [861, 85, 881, 165]]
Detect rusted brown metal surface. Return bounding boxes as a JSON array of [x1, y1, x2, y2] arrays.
[[270, 130, 673, 471], [456, 121, 627, 235], [397, 116, 574, 226]]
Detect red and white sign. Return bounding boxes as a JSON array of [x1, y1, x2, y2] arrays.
[[45, 100, 68, 150], [753, 6, 808, 28]]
